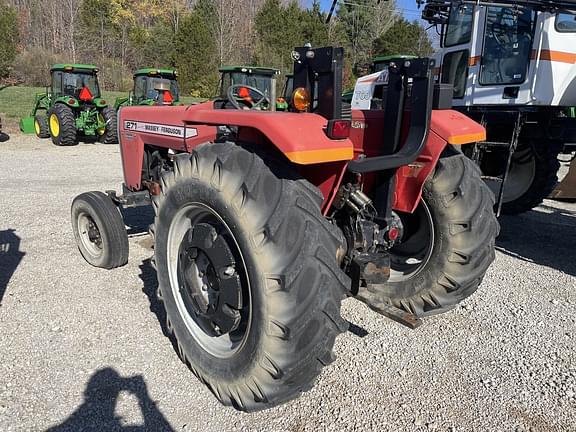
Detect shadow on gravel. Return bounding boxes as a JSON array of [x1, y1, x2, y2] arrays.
[[46, 368, 174, 432], [138, 259, 171, 338], [496, 203, 576, 276], [121, 205, 155, 236], [0, 229, 25, 306]]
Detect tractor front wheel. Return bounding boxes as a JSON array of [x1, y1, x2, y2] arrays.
[[152, 142, 348, 411], [98, 107, 118, 144], [71, 191, 129, 269], [382, 147, 499, 317], [48, 104, 77, 146], [34, 115, 50, 138]]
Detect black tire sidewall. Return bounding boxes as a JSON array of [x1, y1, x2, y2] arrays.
[[34, 115, 49, 138], [48, 104, 77, 146], [155, 177, 266, 380], [382, 149, 497, 315], [501, 142, 561, 214], [99, 107, 117, 144], [383, 196, 444, 299], [71, 192, 128, 269]]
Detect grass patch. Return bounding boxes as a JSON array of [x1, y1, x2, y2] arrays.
[[0, 86, 203, 122]]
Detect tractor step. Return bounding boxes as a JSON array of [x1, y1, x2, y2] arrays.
[[355, 285, 422, 329]]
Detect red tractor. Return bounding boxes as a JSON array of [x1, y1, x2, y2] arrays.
[[71, 47, 498, 411]]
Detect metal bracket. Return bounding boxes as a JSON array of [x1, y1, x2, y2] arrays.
[[106, 185, 151, 208], [355, 285, 423, 329]]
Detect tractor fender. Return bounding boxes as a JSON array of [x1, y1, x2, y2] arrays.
[[393, 110, 485, 213], [53, 97, 80, 109], [182, 106, 354, 164], [93, 97, 109, 108]]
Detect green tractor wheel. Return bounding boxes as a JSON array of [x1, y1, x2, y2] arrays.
[[34, 115, 50, 139], [97, 107, 118, 144], [48, 104, 77, 146]]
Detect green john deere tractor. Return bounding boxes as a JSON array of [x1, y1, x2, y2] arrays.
[[115, 68, 180, 109], [217, 66, 288, 110], [20, 64, 117, 145]]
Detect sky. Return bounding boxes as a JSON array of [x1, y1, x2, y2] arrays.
[[315, 0, 425, 21]]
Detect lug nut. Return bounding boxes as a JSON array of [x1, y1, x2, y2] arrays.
[[223, 266, 235, 277]]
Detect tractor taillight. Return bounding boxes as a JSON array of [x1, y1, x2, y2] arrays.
[[326, 119, 351, 140], [68, 98, 76, 105]]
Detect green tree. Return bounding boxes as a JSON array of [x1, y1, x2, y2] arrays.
[[254, 0, 328, 76], [134, 19, 176, 69], [336, 0, 397, 66], [301, 1, 329, 47], [0, 0, 19, 79], [373, 18, 434, 58], [174, 1, 219, 97]]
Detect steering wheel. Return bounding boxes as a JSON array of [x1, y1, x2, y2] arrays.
[[226, 84, 270, 110]]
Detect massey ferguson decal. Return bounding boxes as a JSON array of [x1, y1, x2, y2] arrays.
[[124, 120, 198, 138]]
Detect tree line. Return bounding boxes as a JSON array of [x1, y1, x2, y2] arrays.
[[0, 0, 433, 96]]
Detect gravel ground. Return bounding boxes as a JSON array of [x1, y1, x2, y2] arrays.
[[0, 135, 575, 432]]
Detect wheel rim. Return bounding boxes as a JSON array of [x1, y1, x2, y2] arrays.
[[77, 212, 103, 258], [96, 113, 106, 136], [34, 120, 40, 135], [166, 202, 251, 358], [485, 148, 536, 203], [388, 201, 434, 282], [49, 114, 60, 137]]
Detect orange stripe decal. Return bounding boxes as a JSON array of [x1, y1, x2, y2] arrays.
[[447, 131, 486, 145], [284, 147, 353, 164], [469, 56, 481, 66], [531, 49, 576, 64]]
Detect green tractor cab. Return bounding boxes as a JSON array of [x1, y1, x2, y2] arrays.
[[115, 68, 180, 109], [371, 54, 417, 73], [20, 64, 117, 145], [217, 66, 287, 111]]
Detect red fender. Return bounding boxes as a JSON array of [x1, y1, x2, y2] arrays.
[[349, 109, 485, 214], [393, 110, 486, 213], [119, 102, 355, 191], [182, 105, 353, 164]]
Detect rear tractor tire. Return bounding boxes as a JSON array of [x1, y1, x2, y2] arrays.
[[71, 191, 129, 269], [34, 115, 50, 139], [48, 104, 77, 146], [380, 147, 499, 317], [98, 107, 118, 144], [152, 142, 349, 411]]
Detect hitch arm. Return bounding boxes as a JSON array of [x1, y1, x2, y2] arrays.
[[347, 58, 434, 174]]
